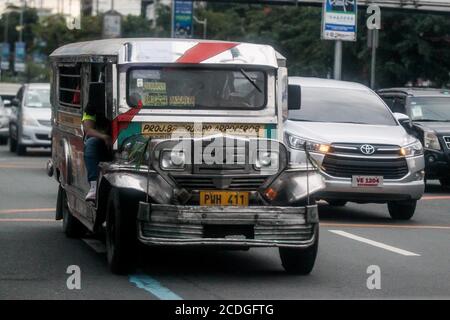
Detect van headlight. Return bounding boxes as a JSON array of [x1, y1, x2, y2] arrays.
[[400, 140, 424, 157], [160, 150, 186, 170], [285, 133, 330, 153], [423, 131, 441, 151], [22, 114, 39, 127]]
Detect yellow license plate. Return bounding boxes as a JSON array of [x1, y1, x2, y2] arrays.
[[141, 123, 265, 138], [200, 191, 249, 206]]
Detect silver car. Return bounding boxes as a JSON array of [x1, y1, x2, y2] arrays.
[[285, 77, 425, 220], [9, 83, 52, 155], [0, 97, 9, 145]]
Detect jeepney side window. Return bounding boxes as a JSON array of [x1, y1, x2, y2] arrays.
[[58, 64, 81, 109]]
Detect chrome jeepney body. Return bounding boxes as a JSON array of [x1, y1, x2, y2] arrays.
[[49, 39, 324, 273]]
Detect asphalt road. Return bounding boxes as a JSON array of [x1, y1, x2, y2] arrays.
[[1, 144, 450, 300]]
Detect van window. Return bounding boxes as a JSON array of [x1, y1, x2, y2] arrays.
[[58, 64, 81, 109]]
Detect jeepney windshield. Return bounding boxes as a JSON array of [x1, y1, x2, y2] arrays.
[[128, 68, 266, 110]]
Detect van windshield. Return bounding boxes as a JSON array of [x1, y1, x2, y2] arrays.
[[25, 88, 51, 108], [128, 68, 266, 109], [289, 87, 397, 126], [408, 97, 450, 121]]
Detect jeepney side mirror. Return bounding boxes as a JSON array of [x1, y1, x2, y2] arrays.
[[288, 85, 301, 110]]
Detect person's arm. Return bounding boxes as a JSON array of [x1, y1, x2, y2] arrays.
[[82, 114, 112, 148]]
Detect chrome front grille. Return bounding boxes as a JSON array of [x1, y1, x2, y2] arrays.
[[330, 143, 401, 157], [443, 136, 450, 149], [171, 175, 269, 190]]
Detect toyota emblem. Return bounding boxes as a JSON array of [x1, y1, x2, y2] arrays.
[[360, 144, 375, 155]]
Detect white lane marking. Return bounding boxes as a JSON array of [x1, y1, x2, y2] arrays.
[[82, 238, 106, 253], [329, 230, 421, 257]]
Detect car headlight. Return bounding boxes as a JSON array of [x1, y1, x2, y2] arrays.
[[423, 131, 441, 151], [254, 151, 279, 170], [160, 150, 186, 170], [22, 114, 39, 127], [285, 133, 330, 153], [400, 140, 423, 157]]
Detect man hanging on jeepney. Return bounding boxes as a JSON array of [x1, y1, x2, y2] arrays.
[[82, 80, 112, 201]]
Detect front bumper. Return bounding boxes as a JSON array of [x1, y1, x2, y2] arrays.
[[20, 125, 51, 147], [317, 155, 425, 202], [137, 203, 318, 248]]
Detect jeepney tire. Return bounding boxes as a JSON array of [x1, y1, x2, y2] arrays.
[[105, 187, 139, 275], [0, 137, 7, 145], [61, 187, 85, 238], [9, 136, 17, 152], [387, 200, 417, 220], [16, 144, 26, 156], [279, 226, 319, 275], [327, 200, 347, 207]]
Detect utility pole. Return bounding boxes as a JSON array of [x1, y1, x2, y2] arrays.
[[193, 15, 207, 39], [333, 40, 342, 80], [19, 0, 25, 42]]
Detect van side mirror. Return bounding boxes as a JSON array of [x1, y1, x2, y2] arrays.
[[11, 98, 20, 107], [393, 112, 412, 128], [288, 85, 301, 110]]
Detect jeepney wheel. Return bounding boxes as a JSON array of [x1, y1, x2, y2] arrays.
[[60, 185, 85, 238], [105, 187, 139, 274], [279, 226, 319, 275]]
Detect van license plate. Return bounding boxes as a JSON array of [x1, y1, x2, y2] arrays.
[[200, 191, 249, 206], [352, 176, 383, 187]]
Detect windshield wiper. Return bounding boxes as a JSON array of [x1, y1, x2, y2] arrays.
[[416, 119, 450, 122], [240, 68, 262, 93]]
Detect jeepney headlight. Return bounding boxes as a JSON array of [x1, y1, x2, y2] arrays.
[[160, 150, 186, 170], [400, 140, 423, 157], [285, 133, 330, 154], [423, 131, 441, 151], [254, 151, 278, 170]]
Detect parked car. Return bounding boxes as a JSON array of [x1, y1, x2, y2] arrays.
[[9, 83, 52, 155], [0, 97, 8, 145], [377, 88, 450, 189], [285, 77, 425, 220]]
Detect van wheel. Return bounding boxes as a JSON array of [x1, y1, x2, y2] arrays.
[[16, 144, 26, 156], [61, 186, 85, 238], [327, 200, 347, 207], [0, 137, 7, 145], [439, 178, 450, 190], [388, 200, 417, 220], [105, 187, 139, 274], [279, 227, 319, 275], [9, 136, 17, 152]]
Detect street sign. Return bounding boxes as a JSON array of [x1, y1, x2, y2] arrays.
[[103, 10, 122, 39], [172, 0, 194, 38], [321, 0, 358, 41], [14, 42, 26, 73], [1, 43, 10, 71]]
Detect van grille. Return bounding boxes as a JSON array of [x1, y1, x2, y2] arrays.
[[443, 136, 450, 149], [322, 155, 409, 179]]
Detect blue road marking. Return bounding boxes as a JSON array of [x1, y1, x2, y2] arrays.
[[129, 273, 183, 300]]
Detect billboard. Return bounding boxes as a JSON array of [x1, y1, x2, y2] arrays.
[[321, 0, 357, 41], [14, 42, 26, 73], [1, 43, 10, 71], [172, 0, 193, 38]]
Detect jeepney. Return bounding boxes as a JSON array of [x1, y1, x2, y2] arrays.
[[48, 38, 324, 275]]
